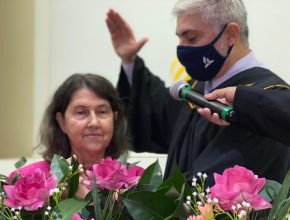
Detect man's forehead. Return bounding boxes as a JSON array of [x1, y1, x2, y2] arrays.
[[176, 14, 210, 35]]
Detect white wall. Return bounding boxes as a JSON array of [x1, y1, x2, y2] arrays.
[[34, 0, 290, 144], [245, 0, 290, 81]]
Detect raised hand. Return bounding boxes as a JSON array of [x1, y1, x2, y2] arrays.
[[106, 9, 148, 63]]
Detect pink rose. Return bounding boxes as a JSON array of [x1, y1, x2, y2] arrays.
[[72, 213, 95, 220], [187, 215, 205, 220], [72, 213, 83, 220], [7, 161, 51, 180], [90, 157, 144, 190], [210, 165, 272, 211], [4, 161, 57, 211]]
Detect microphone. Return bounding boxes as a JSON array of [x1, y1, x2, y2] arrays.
[[170, 81, 237, 123]]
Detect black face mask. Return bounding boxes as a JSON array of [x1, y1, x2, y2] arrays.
[[177, 24, 233, 81]]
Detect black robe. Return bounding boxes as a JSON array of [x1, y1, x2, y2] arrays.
[[234, 85, 290, 146], [117, 56, 290, 186]]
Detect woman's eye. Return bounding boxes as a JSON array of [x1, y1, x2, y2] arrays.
[[74, 109, 88, 118], [98, 109, 107, 114], [97, 108, 110, 118], [77, 109, 85, 114]]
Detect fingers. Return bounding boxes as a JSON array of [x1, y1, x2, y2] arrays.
[[106, 9, 120, 34], [113, 10, 130, 30], [197, 108, 230, 126], [106, 9, 131, 35], [136, 37, 149, 51], [106, 17, 116, 35], [204, 87, 236, 106], [106, 9, 123, 34], [204, 89, 228, 100], [216, 97, 231, 106]]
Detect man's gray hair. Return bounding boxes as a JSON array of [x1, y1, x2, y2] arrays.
[[172, 0, 249, 47]]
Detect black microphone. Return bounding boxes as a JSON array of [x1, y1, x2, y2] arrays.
[[170, 81, 237, 123]]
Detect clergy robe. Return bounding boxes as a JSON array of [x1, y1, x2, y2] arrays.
[[234, 85, 290, 146], [117, 56, 290, 186]]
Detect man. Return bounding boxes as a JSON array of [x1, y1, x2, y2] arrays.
[[106, 0, 290, 186], [198, 85, 290, 146]]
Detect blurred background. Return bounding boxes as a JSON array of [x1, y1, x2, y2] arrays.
[[1, 0, 290, 159]]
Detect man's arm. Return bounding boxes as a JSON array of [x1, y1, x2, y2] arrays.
[[106, 9, 182, 153], [198, 85, 290, 145]]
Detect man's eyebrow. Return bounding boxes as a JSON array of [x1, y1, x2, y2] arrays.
[[176, 29, 196, 37]]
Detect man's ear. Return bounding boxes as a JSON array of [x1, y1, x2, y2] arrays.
[[226, 22, 240, 45], [56, 112, 67, 133]]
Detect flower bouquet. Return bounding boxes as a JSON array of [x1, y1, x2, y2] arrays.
[[0, 154, 145, 220], [0, 155, 289, 220]]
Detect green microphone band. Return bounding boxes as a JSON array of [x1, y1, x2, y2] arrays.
[[181, 86, 191, 100], [221, 105, 233, 120]]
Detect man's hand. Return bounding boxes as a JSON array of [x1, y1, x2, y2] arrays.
[[106, 9, 148, 64], [197, 86, 237, 126]]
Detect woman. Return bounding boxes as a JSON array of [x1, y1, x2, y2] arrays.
[[37, 73, 132, 198], [38, 73, 130, 168], [2, 74, 140, 215]]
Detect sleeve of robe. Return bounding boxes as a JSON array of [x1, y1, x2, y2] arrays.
[[117, 56, 183, 153], [234, 85, 290, 145]]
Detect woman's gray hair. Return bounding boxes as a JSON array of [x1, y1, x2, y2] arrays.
[[172, 0, 249, 47]]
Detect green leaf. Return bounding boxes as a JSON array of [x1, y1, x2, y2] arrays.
[[137, 160, 162, 190], [167, 184, 192, 219], [54, 197, 90, 220], [133, 183, 157, 192], [14, 156, 27, 169], [275, 198, 290, 220], [277, 198, 290, 219], [157, 163, 192, 196], [260, 179, 281, 202], [68, 155, 80, 198], [0, 174, 9, 181], [127, 161, 140, 170], [50, 154, 69, 184], [11, 172, 19, 184], [123, 191, 176, 220], [267, 169, 290, 220], [80, 207, 91, 219], [156, 178, 183, 201], [92, 176, 102, 220], [118, 151, 129, 165]]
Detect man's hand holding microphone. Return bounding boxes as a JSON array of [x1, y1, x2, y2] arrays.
[[198, 87, 237, 126], [170, 81, 237, 124]]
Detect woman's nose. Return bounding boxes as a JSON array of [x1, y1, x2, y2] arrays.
[[88, 113, 99, 127]]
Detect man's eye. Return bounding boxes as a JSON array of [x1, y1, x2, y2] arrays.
[[187, 37, 197, 43]]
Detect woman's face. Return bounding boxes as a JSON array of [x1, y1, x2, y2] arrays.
[[56, 87, 117, 162]]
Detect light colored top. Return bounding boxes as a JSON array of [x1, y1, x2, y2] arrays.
[[204, 51, 265, 94], [122, 62, 135, 86], [122, 51, 265, 94]]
